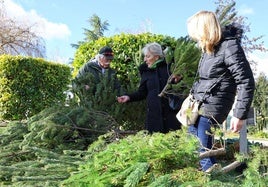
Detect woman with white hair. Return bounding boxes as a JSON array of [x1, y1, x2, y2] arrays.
[[117, 42, 182, 133]]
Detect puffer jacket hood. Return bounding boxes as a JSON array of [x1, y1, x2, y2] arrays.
[[222, 23, 243, 44]]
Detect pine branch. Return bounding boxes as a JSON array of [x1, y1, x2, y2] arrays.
[[12, 175, 69, 182], [124, 162, 150, 187]]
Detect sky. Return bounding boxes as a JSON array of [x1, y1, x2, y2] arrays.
[[2, 0, 268, 77]]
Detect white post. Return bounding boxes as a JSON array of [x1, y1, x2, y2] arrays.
[[223, 120, 227, 132], [239, 120, 248, 154]]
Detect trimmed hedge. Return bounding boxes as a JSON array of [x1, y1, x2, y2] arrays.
[[0, 55, 71, 120]]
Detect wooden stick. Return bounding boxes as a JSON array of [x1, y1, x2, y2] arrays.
[[199, 148, 226, 159], [221, 161, 241, 173]]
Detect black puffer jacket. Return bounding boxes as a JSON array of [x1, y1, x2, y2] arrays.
[[193, 27, 255, 124], [127, 59, 181, 133]]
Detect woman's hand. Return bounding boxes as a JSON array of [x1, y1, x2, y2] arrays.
[[117, 95, 130, 103], [230, 116, 244, 133], [169, 74, 183, 84]]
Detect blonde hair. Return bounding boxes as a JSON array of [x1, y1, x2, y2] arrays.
[[187, 11, 222, 54]]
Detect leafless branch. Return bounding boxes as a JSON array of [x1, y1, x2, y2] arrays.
[[0, 4, 46, 57]]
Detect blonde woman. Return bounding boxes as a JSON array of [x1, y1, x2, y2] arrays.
[[187, 11, 255, 172]]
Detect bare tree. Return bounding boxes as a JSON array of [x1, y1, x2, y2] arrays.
[[0, 1, 46, 57], [215, 0, 267, 67]]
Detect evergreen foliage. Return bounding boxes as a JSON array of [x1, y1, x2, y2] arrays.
[[61, 130, 268, 187], [161, 37, 201, 98], [19, 105, 120, 152], [0, 116, 267, 186], [0, 104, 120, 186], [242, 147, 268, 186], [61, 130, 202, 186], [253, 73, 268, 130], [71, 69, 145, 131]]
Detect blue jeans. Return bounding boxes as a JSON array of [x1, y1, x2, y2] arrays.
[[188, 116, 216, 171]]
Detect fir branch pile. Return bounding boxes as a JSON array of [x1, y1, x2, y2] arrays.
[[0, 92, 267, 186], [0, 114, 267, 186], [61, 130, 206, 187], [61, 130, 268, 187], [0, 104, 120, 186]]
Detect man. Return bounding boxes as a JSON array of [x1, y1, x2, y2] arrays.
[[75, 46, 121, 93]]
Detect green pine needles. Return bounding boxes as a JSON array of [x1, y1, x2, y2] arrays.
[[62, 130, 202, 186], [1, 118, 267, 186], [160, 37, 201, 98]]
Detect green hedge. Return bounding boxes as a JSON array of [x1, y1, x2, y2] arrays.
[[0, 55, 71, 120]]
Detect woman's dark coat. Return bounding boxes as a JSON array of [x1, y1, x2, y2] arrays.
[[193, 27, 255, 124], [127, 59, 181, 133]]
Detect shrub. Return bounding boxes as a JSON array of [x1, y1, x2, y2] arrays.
[[0, 55, 71, 120]]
